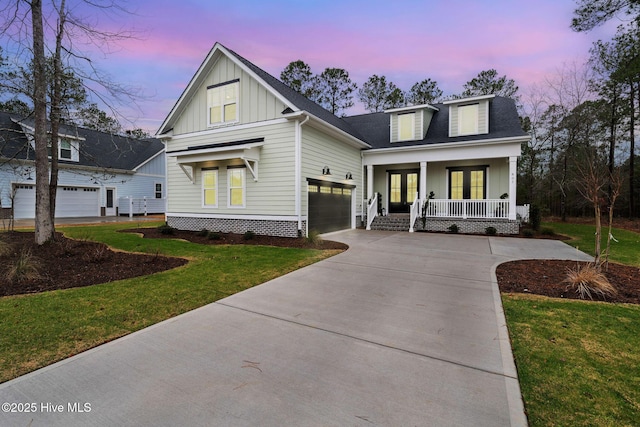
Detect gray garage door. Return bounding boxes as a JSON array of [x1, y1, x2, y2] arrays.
[[308, 180, 353, 234]]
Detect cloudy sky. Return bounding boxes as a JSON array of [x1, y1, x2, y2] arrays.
[[4, 0, 624, 133]]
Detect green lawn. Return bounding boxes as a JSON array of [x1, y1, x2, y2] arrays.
[[0, 222, 339, 383], [504, 221, 640, 426]]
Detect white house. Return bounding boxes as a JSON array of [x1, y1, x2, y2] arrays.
[[0, 111, 166, 220], [157, 43, 529, 237]]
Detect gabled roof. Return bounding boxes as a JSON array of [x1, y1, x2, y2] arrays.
[[0, 111, 164, 171], [157, 43, 367, 143], [343, 96, 528, 149]]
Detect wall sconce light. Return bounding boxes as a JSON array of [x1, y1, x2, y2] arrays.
[[345, 172, 353, 180], [322, 166, 331, 175], [22, 167, 34, 180]]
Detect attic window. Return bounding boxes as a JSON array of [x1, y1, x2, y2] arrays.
[[458, 104, 479, 135], [47, 138, 79, 162], [207, 80, 239, 126], [398, 112, 415, 141]]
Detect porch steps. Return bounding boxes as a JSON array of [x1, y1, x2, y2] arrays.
[[370, 214, 411, 231]]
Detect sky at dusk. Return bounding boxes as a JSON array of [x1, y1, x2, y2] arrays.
[[2, 0, 626, 133]]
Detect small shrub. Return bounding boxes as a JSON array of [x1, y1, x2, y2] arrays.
[[157, 223, 175, 235], [564, 263, 617, 300], [0, 234, 12, 257], [485, 226, 497, 235], [447, 224, 459, 234], [5, 249, 41, 283], [305, 229, 323, 246], [208, 231, 222, 240], [82, 245, 110, 263], [243, 230, 256, 240], [529, 204, 541, 231], [540, 227, 555, 236], [522, 229, 534, 238], [196, 229, 209, 237]]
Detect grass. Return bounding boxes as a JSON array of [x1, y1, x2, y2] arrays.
[[543, 221, 640, 266], [0, 222, 340, 383], [503, 220, 640, 426], [503, 294, 640, 427]]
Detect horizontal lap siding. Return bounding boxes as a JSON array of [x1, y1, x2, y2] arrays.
[[173, 56, 287, 135], [166, 121, 296, 216], [301, 126, 363, 215]]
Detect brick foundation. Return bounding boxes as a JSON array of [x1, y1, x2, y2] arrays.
[[167, 216, 306, 238], [414, 218, 520, 235]]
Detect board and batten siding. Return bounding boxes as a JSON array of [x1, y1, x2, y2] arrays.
[[172, 55, 288, 136], [448, 99, 489, 137], [300, 126, 363, 215], [166, 121, 297, 216]]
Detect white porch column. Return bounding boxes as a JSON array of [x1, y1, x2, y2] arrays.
[[509, 156, 517, 220], [420, 161, 427, 200], [367, 164, 374, 199]]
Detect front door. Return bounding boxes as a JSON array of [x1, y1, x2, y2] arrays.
[[389, 170, 419, 213], [105, 188, 116, 216]]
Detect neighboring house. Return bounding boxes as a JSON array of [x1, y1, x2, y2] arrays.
[[0, 111, 166, 220], [158, 43, 529, 237]]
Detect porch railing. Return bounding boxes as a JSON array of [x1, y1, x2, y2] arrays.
[[423, 199, 510, 219], [409, 192, 420, 232], [366, 193, 378, 230]]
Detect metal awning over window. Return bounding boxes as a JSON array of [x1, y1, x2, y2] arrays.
[[166, 138, 263, 183]]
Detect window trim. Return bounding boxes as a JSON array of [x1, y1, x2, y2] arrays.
[[47, 138, 79, 162], [207, 79, 239, 127], [447, 166, 488, 200], [457, 103, 479, 136], [227, 167, 246, 208], [202, 168, 219, 208]]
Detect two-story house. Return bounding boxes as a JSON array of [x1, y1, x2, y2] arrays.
[[158, 43, 529, 237]]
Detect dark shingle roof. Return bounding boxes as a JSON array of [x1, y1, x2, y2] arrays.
[[343, 96, 528, 149], [0, 111, 164, 170]]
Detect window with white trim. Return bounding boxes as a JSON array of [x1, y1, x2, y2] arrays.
[[47, 138, 79, 161], [458, 104, 479, 135], [202, 169, 218, 207], [398, 112, 415, 141], [228, 168, 245, 208], [207, 80, 239, 126]]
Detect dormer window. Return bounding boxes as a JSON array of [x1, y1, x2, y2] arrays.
[[458, 104, 479, 135], [207, 80, 239, 126], [47, 138, 79, 162], [398, 112, 415, 141]]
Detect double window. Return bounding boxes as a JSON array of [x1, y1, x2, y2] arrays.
[[449, 167, 486, 200], [207, 80, 239, 126], [201, 167, 246, 208]]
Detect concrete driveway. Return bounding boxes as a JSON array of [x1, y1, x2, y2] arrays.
[[0, 230, 591, 426]]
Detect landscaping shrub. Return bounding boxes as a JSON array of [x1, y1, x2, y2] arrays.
[[529, 204, 541, 231], [564, 263, 617, 300], [540, 226, 555, 236], [196, 229, 209, 237], [5, 249, 41, 283], [522, 229, 534, 238], [447, 224, 459, 233], [0, 235, 11, 257], [243, 230, 256, 240], [207, 231, 221, 240], [305, 229, 323, 246], [157, 223, 175, 235], [485, 226, 497, 235]]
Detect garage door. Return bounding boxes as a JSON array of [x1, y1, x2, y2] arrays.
[[13, 185, 100, 219], [308, 180, 353, 234]]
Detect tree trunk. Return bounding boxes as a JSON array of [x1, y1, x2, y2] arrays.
[[608, 89, 617, 202], [31, 0, 54, 245], [630, 82, 636, 218]]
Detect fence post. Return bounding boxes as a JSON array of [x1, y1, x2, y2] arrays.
[[144, 196, 148, 216], [129, 197, 133, 218]]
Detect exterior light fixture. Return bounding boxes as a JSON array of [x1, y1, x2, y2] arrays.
[[345, 172, 353, 180], [322, 166, 331, 175]]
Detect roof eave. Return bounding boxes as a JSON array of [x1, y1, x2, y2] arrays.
[[363, 135, 529, 154]]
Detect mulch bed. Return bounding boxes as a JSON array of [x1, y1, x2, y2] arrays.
[[497, 260, 640, 304], [121, 228, 349, 250], [0, 232, 187, 297]]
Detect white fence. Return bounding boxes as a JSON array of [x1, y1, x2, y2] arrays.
[[118, 197, 166, 217], [424, 199, 510, 219]]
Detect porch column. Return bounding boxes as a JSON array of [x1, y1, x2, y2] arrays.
[[367, 164, 374, 199], [419, 161, 427, 200], [509, 156, 517, 220]]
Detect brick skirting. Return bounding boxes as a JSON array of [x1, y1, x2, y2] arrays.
[[414, 218, 520, 235], [167, 216, 306, 238]]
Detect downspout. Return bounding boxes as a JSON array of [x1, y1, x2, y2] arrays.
[[295, 114, 310, 236]]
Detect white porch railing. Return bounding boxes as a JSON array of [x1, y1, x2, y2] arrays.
[[119, 196, 166, 217], [422, 199, 510, 219], [409, 192, 420, 232], [366, 193, 378, 230]]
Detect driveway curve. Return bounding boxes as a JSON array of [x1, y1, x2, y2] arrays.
[[0, 230, 591, 427]]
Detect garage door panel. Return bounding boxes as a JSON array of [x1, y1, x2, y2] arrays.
[[308, 181, 352, 234], [13, 185, 100, 218]]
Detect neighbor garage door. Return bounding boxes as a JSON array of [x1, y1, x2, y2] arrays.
[[13, 184, 100, 219], [307, 180, 353, 234]]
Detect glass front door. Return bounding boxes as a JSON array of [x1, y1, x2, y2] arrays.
[[389, 170, 419, 213]]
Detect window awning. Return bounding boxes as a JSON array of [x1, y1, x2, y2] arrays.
[[166, 138, 263, 182]]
